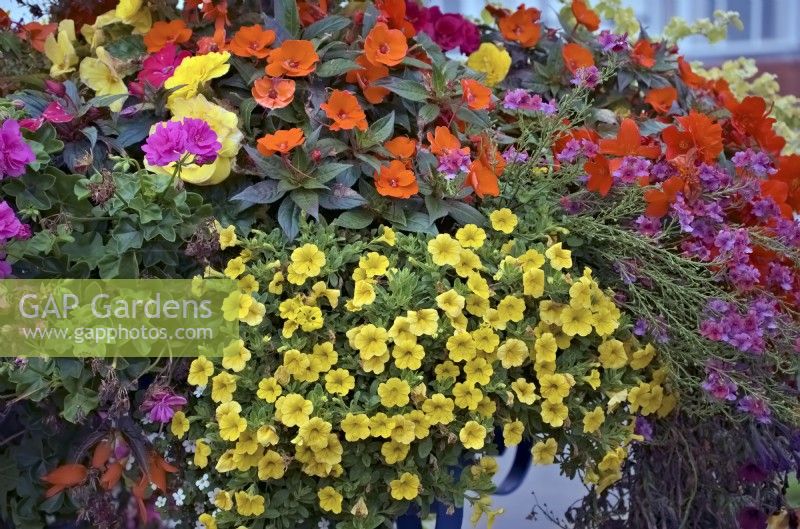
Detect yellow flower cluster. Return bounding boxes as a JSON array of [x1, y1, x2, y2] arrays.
[[182, 216, 675, 527]]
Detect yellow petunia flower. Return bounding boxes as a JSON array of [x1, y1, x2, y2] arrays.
[[389, 472, 421, 501], [378, 377, 411, 408], [44, 20, 78, 78], [428, 234, 462, 266], [582, 406, 605, 434], [79, 47, 128, 112], [170, 411, 189, 438], [532, 438, 558, 465], [456, 224, 486, 248], [489, 208, 518, 234], [188, 356, 214, 386], [459, 420, 487, 450], [318, 486, 344, 514], [545, 242, 572, 270]]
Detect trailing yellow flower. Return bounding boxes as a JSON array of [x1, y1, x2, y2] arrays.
[[389, 472, 420, 500], [532, 438, 558, 465], [115, 0, 152, 33], [170, 411, 189, 438], [188, 356, 214, 386], [79, 47, 128, 112], [489, 208, 518, 234], [583, 406, 605, 434], [318, 486, 343, 514], [545, 242, 572, 270], [466, 43, 511, 86]]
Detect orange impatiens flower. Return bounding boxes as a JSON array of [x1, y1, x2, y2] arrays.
[[364, 22, 408, 67], [41, 464, 88, 498], [644, 175, 685, 218], [665, 111, 723, 163], [631, 39, 656, 68], [229, 24, 276, 59], [562, 43, 594, 74], [376, 0, 416, 38], [385, 136, 417, 159], [427, 126, 463, 155], [644, 86, 677, 114], [252, 76, 296, 109], [461, 79, 492, 110], [499, 6, 542, 48], [17, 22, 57, 53], [678, 57, 707, 89], [599, 118, 661, 160], [771, 155, 800, 211], [346, 55, 390, 104], [298, 0, 329, 26], [375, 160, 419, 198], [572, 0, 600, 31], [144, 20, 193, 53], [266, 39, 319, 77], [468, 160, 500, 197], [257, 128, 305, 156], [726, 95, 786, 155], [321, 90, 368, 131], [584, 155, 613, 196]]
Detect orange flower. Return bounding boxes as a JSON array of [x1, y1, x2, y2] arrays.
[[321, 90, 368, 131], [572, 0, 600, 31], [726, 95, 786, 155], [265, 39, 319, 77], [661, 125, 692, 161], [41, 464, 88, 498], [345, 55, 390, 104], [144, 20, 193, 53], [298, 0, 329, 26], [498, 6, 542, 48], [599, 118, 661, 159], [252, 76, 296, 109], [375, 160, 418, 198], [17, 22, 57, 53], [427, 126, 462, 155], [771, 155, 800, 211], [468, 160, 500, 197], [673, 111, 723, 163], [678, 57, 707, 89], [385, 136, 417, 159], [562, 43, 594, 74], [461, 79, 492, 110], [228, 24, 276, 59], [644, 86, 677, 114], [631, 39, 656, 68], [644, 176, 685, 218], [100, 461, 125, 490], [584, 155, 612, 196], [376, 0, 416, 38], [91, 440, 112, 469], [364, 22, 408, 67], [257, 128, 305, 156]]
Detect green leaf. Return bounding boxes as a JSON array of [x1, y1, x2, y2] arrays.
[[315, 58, 360, 77], [417, 104, 440, 128], [232, 180, 285, 204], [445, 200, 486, 226], [362, 111, 395, 148], [239, 97, 259, 135], [275, 0, 302, 38], [277, 198, 301, 240], [302, 15, 351, 39], [62, 389, 99, 423], [314, 162, 352, 183], [374, 78, 429, 102], [291, 189, 320, 219], [333, 209, 375, 229]]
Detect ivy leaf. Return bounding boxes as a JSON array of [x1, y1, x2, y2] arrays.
[[316, 58, 360, 77], [274, 0, 302, 38], [333, 208, 375, 229], [374, 78, 429, 102], [302, 15, 351, 39]]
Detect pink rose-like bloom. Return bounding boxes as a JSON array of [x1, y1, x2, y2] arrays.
[[138, 44, 191, 90], [0, 119, 36, 179], [140, 388, 187, 423]]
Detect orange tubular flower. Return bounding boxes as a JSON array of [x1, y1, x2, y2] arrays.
[[644, 86, 677, 114], [572, 0, 600, 31], [144, 20, 193, 53], [364, 22, 408, 67], [385, 136, 417, 159], [427, 126, 463, 155], [252, 76, 296, 109], [375, 160, 419, 198], [599, 118, 661, 159], [265, 39, 319, 77], [562, 43, 595, 74], [584, 155, 612, 196], [461, 79, 492, 110], [631, 39, 656, 68], [229, 24, 276, 59], [499, 6, 542, 48], [257, 128, 305, 156], [321, 90, 368, 131], [41, 464, 89, 498], [346, 55, 390, 104]]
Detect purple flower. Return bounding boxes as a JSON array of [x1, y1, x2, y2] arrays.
[[737, 462, 769, 483], [634, 416, 653, 441], [732, 149, 776, 178], [502, 146, 529, 164], [738, 395, 771, 424], [141, 118, 221, 167], [634, 215, 661, 237], [0, 119, 36, 179], [598, 30, 630, 52], [0, 201, 22, 241], [571, 66, 601, 89], [0, 258, 11, 278], [737, 507, 768, 529], [437, 148, 471, 179], [409, 6, 480, 55], [701, 369, 738, 401], [613, 156, 651, 184], [140, 388, 187, 423], [432, 14, 468, 52]]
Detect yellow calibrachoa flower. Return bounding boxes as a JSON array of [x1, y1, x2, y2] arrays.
[[503, 420, 524, 446], [165, 52, 231, 105], [256, 377, 283, 402], [545, 242, 572, 270], [407, 309, 438, 336], [291, 243, 326, 276], [466, 43, 511, 86], [44, 20, 78, 78], [358, 252, 389, 276], [539, 373, 571, 402], [211, 371, 237, 403], [489, 208, 518, 234], [459, 420, 487, 450], [496, 338, 527, 368], [275, 394, 313, 427], [318, 486, 343, 514], [436, 289, 465, 318], [511, 378, 537, 405], [630, 343, 657, 370], [583, 406, 606, 434], [341, 413, 371, 441], [188, 356, 214, 386], [378, 378, 411, 407], [79, 47, 128, 112], [456, 224, 486, 248], [216, 222, 238, 249], [218, 412, 247, 441], [390, 472, 421, 500], [235, 491, 265, 516], [198, 513, 217, 529], [194, 440, 211, 468], [325, 368, 355, 395], [170, 411, 189, 438], [422, 394, 455, 424], [598, 339, 628, 369], [222, 339, 251, 372], [540, 399, 569, 427], [428, 234, 461, 266], [532, 438, 558, 465]]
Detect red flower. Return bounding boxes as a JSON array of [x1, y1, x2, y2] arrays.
[[584, 155, 612, 196], [631, 39, 656, 68], [562, 43, 594, 74], [771, 155, 800, 212], [427, 126, 463, 155], [499, 6, 542, 48], [726, 96, 786, 155], [345, 55, 390, 104], [644, 86, 677, 114], [678, 56, 707, 89], [599, 118, 661, 159], [571, 0, 600, 31], [661, 125, 693, 160], [644, 176, 684, 218], [376, 0, 416, 38], [676, 111, 723, 163]]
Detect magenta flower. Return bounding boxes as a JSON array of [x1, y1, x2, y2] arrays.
[[138, 44, 191, 90], [42, 102, 75, 124], [0, 119, 36, 179], [571, 66, 601, 89], [140, 388, 187, 423], [406, 3, 480, 54], [141, 118, 221, 167], [0, 201, 21, 241], [437, 148, 471, 179]]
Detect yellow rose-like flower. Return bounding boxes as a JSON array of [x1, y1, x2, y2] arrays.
[[44, 20, 78, 78], [79, 47, 128, 112], [188, 356, 214, 386], [532, 438, 558, 465], [459, 420, 487, 450], [318, 486, 344, 514], [466, 43, 511, 86], [389, 472, 421, 501], [489, 208, 518, 234], [170, 411, 189, 438], [165, 51, 231, 105], [583, 406, 605, 434], [545, 242, 572, 270]]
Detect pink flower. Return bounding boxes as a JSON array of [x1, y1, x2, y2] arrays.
[[42, 101, 74, 123], [0, 119, 35, 179], [140, 388, 187, 423], [137, 44, 191, 90]]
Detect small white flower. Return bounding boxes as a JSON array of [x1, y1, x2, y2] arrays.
[[194, 521, 205, 529], [155, 496, 167, 508], [195, 474, 210, 491], [125, 457, 135, 471], [208, 487, 221, 503], [318, 520, 330, 529], [172, 488, 186, 506], [182, 439, 196, 453], [194, 385, 206, 398]]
